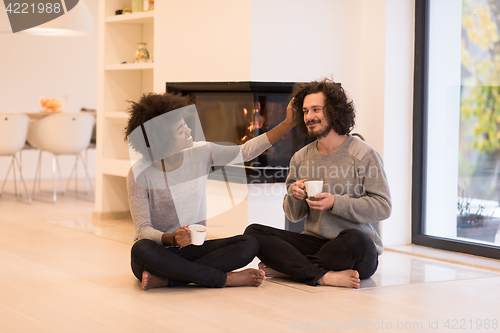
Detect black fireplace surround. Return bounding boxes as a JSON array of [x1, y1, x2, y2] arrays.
[[166, 82, 313, 183]]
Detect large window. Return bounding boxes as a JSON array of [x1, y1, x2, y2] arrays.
[[413, 0, 500, 259]]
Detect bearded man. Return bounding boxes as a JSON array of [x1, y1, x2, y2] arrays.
[[245, 79, 391, 288]]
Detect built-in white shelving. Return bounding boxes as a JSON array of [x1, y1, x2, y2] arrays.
[[104, 63, 154, 71], [101, 158, 132, 177], [104, 11, 154, 24], [96, 1, 156, 216]]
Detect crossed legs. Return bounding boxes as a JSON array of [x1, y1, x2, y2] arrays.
[[131, 234, 264, 289], [244, 224, 378, 288]]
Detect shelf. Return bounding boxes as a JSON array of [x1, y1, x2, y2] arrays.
[[104, 63, 154, 71], [105, 11, 154, 24], [101, 158, 132, 177], [97, 1, 156, 213]]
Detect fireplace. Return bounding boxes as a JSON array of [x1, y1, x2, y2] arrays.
[[166, 82, 313, 183]]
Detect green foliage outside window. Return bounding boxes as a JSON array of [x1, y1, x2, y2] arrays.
[[460, 0, 500, 153]]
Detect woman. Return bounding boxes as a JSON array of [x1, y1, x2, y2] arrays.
[[125, 92, 295, 289]]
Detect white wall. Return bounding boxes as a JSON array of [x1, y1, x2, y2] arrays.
[[425, 0, 462, 238], [249, 0, 361, 84], [383, 0, 415, 246], [357, 0, 387, 155], [154, 0, 251, 88], [0, 0, 98, 179]]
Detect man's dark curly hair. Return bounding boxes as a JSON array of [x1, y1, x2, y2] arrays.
[[292, 79, 355, 136], [124, 92, 193, 159]]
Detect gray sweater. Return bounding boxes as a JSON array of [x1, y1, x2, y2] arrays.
[[283, 135, 392, 254], [127, 134, 272, 244]]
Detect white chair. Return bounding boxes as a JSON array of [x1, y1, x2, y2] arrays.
[[27, 113, 95, 202], [0, 113, 31, 203]]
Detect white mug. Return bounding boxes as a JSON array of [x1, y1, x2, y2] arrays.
[[188, 224, 208, 246], [304, 180, 324, 199]]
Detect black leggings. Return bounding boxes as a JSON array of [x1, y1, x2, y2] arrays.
[[244, 224, 378, 285], [131, 234, 258, 288]]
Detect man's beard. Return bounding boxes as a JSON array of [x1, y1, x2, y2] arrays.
[[307, 120, 332, 139]]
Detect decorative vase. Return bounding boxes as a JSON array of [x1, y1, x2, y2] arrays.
[[131, 0, 143, 13], [135, 43, 150, 63]]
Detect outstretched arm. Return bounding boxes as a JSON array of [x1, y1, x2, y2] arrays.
[[210, 98, 296, 165], [265, 98, 296, 144]]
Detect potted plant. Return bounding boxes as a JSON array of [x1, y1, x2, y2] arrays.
[[457, 188, 500, 242]]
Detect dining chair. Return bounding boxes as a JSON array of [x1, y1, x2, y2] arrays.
[[0, 113, 31, 203], [27, 113, 95, 202], [352, 133, 365, 141]]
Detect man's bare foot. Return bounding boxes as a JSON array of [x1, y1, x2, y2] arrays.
[[141, 271, 170, 290], [225, 268, 265, 287], [318, 269, 360, 289], [258, 262, 290, 279]]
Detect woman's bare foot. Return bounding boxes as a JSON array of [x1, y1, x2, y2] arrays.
[[225, 268, 265, 287], [318, 269, 360, 289], [258, 262, 290, 279], [141, 271, 170, 290]]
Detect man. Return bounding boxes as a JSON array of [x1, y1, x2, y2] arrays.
[[244, 79, 391, 288]]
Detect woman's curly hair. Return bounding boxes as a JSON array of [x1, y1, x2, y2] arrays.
[[124, 92, 193, 159], [292, 79, 355, 136]]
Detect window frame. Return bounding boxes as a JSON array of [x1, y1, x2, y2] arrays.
[[412, 0, 500, 260]]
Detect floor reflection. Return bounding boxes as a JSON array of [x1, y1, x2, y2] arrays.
[[267, 251, 499, 293], [5, 180, 498, 295], [43, 216, 500, 294], [46, 217, 134, 245]]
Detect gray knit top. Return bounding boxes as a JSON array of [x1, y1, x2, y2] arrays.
[[127, 134, 271, 244], [283, 135, 392, 254]]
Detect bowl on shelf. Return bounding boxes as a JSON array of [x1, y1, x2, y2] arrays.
[[38, 95, 67, 112]]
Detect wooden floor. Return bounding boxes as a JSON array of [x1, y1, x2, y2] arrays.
[[1, 180, 500, 332]]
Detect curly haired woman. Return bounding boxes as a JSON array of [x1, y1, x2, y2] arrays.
[[125, 92, 295, 289]]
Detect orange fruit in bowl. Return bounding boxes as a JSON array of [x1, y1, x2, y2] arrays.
[[40, 97, 62, 111], [39, 98, 49, 108]]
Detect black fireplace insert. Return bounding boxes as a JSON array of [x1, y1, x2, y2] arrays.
[[166, 82, 313, 183]]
